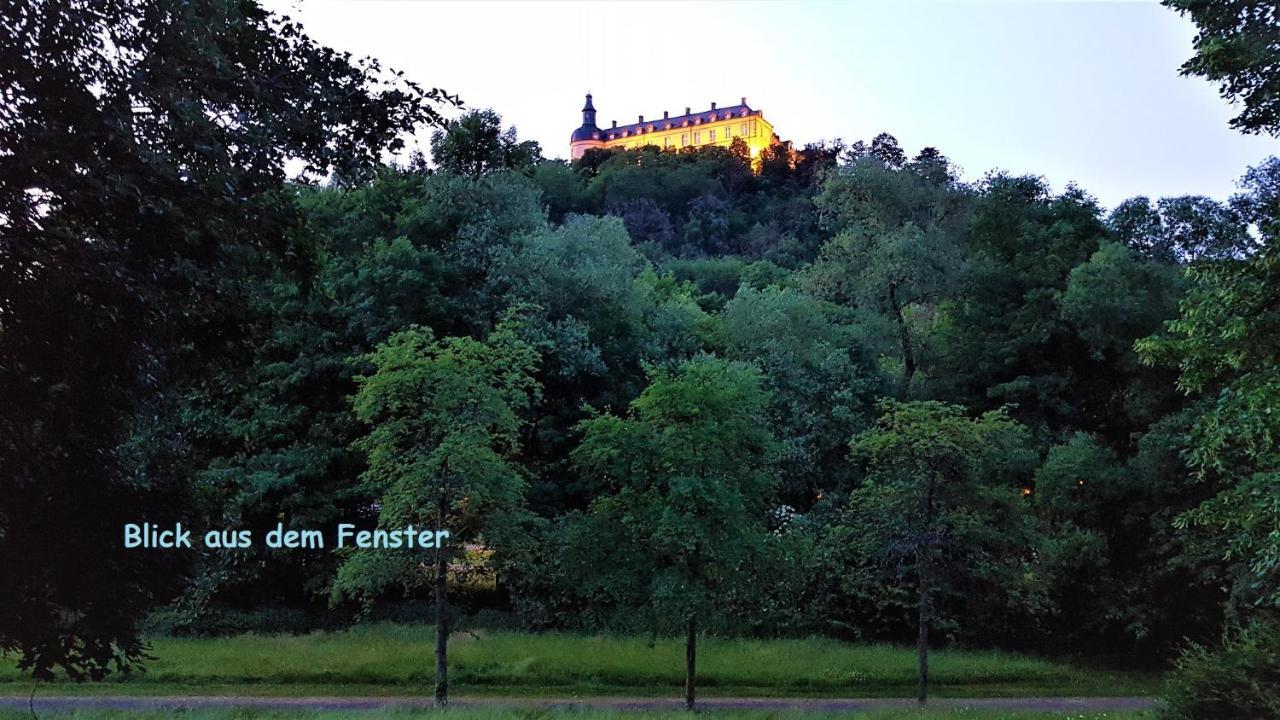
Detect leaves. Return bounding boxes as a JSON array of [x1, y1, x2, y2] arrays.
[[1164, 0, 1280, 136], [563, 356, 777, 631], [0, 0, 452, 679], [334, 322, 540, 604]]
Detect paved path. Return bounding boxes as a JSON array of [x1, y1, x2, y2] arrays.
[[0, 694, 1158, 714]]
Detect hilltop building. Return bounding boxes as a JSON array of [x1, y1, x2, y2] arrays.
[[570, 93, 778, 160]]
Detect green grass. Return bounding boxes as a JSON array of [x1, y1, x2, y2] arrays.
[[0, 625, 1161, 698], [0, 711, 1157, 720]]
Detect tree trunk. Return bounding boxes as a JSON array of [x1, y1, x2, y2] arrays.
[[434, 491, 449, 707], [916, 560, 929, 704], [685, 615, 697, 711], [888, 284, 917, 391]]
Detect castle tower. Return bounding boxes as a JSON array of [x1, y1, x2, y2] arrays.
[[570, 93, 604, 160]]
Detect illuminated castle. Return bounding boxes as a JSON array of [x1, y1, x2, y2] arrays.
[[570, 93, 778, 160]]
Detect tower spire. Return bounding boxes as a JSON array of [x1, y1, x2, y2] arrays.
[[582, 92, 597, 128]]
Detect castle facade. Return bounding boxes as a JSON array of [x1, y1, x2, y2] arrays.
[[570, 94, 778, 160]]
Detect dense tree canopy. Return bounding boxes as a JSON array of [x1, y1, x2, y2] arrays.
[[1138, 158, 1280, 611], [4, 6, 1278, 713], [0, 0, 452, 679]]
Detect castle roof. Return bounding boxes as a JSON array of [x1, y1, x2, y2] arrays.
[[602, 103, 760, 140], [571, 124, 602, 142], [572, 98, 762, 144]]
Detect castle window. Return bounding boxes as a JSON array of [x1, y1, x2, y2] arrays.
[[710, 129, 717, 142], [694, 131, 701, 144], [681, 133, 688, 146], [741, 123, 749, 136], [665, 136, 672, 149]]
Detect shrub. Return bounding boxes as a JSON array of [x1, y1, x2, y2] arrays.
[[1161, 617, 1280, 719], [140, 607, 322, 637]]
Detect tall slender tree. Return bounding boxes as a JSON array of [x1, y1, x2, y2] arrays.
[[565, 356, 776, 710], [333, 321, 539, 706], [845, 400, 1037, 703]]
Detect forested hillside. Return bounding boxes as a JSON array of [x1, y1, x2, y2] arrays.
[[3, 0, 1277, 715], [133, 115, 1271, 662]]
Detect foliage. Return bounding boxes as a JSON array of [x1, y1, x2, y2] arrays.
[[931, 175, 1185, 443], [334, 319, 539, 705], [1138, 162, 1280, 610], [837, 401, 1045, 663], [564, 356, 777, 626], [0, 0, 450, 680], [1160, 618, 1280, 720], [1164, 0, 1280, 136], [1060, 242, 1184, 360], [809, 149, 969, 391], [491, 215, 714, 512], [333, 320, 540, 603], [430, 109, 543, 177], [717, 286, 881, 505], [563, 356, 777, 705], [1108, 195, 1254, 262], [1030, 421, 1222, 652]]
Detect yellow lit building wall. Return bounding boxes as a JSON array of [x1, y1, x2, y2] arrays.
[[570, 97, 779, 162], [602, 114, 775, 159]]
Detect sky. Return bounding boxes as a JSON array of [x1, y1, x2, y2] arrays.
[[262, 0, 1277, 210]]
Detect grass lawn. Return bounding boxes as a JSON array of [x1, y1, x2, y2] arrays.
[[0, 625, 1162, 699], [0, 710, 1158, 720]]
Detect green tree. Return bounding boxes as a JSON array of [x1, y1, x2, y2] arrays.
[[430, 108, 543, 177], [1108, 195, 1253, 262], [394, 170, 548, 331], [1138, 159, 1280, 610], [1161, 617, 1280, 719], [845, 401, 1039, 702], [530, 160, 589, 222], [333, 322, 540, 706], [1164, 0, 1280, 136], [933, 176, 1114, 435], [1028, 415, 1226, 655], [717, 285, 881, 506], [0, 0, 449, 679], [491, 215, 713, 512], [566, 356, 776, 709], [809, 152, 970, 391], [1061, 242, 1184, 360]]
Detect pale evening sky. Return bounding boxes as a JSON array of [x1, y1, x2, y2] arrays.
[[263, 0, 1276, 210]]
